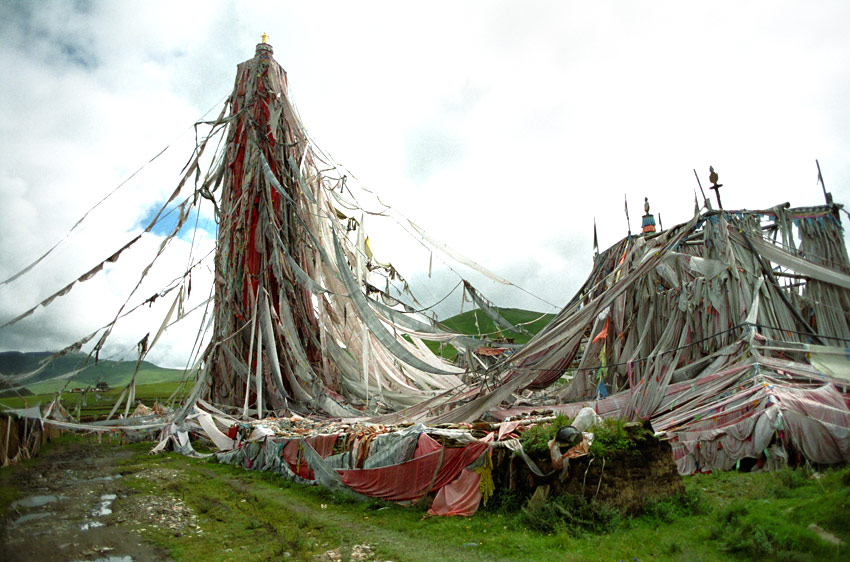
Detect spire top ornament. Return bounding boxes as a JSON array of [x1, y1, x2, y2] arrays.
[[641, 197, 656, 234], [709, 165, 723, 209], [256, 33, 273, 55]]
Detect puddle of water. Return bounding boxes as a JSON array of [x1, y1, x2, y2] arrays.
[[71, 474, 123, 484], [93, 493, 117, 516], [89, 474, 123, 482], [10, 512, 53, 528], [11, 494, 61, 508], [82, 493, 119, 528], [72, 557, 133, 562]]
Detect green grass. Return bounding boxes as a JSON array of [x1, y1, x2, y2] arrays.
[[423, 340, 462, 361], [519, 414, 572, 456], [441, 307, 555, 343], [115, 446, 850, 561], [517, 416, 652, 459], [4, 435, 849, 561], [118, 444, 580, 561], [701, 467, 850, 560], [0, 380, 191, 418], [24, 366, 186, 395], [586, 418, 653, 459]]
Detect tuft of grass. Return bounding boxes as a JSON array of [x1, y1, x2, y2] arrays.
[[841, 466, 850, 487], [481, 487, 523, 515], [520, 494, 622, 536], [587, 417, 630, 457], [639, 488, 706, 524], [768, 468, 809, 498], [519, 414, 572, 456], [587, 418, 649, 458], [711, 502, 799, 557]]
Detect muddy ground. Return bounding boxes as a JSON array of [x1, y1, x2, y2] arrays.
[[1, 440, 176, 562], [1, 440, 380, 562]]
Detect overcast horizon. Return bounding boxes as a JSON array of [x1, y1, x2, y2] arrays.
[[2, 1, 849, 368]]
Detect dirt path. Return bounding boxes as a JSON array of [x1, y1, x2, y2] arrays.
[[1, 440, 402, 562], [0, 441, 171, 562]]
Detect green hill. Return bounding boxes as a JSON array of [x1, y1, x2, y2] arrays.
[[424, 307, 556, 361], [438, 307, 555, 343], [0, 351, 186, 394], [0, 376, 33, 398]]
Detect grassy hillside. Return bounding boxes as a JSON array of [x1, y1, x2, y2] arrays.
[[425, 307, 556, 361], [0, 377, 33, 398], [0, 351, 186, 394], [439, 307, 555, 342]]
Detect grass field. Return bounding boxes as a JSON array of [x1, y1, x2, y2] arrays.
[[0, 380, 191, 419], [23, 366, 188, 395], [0, 349, 192, 419], [2, 436, 847, 561]]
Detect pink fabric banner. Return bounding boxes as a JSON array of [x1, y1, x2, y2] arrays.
[[428, 469, 482, 516]]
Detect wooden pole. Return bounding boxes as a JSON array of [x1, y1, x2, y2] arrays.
[[816, 159, 832, 206], [693, 169, 711, 210]]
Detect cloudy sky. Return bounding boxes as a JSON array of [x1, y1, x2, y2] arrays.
[[1, 1, 849, 368]]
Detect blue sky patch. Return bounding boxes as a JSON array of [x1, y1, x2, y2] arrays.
[[138, 204, 217, 239]]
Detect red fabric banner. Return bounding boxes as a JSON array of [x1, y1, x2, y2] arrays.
[[338, 438, 488, 502]]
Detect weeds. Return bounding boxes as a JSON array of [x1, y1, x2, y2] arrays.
[[712, 503, 785, 557], [588, 418, 647, 458], [640, 488, 706, 523], [483, 487, 523, 515], [520, 494, 622, 536], [769, 468, 808, 498], [519, 414, 572, 456], [365, 498, 392, 511], [841, 466, 850, 486], [518, 416, 649, 460], [711, 499, 838, 560], [328, 489, 360, 505]]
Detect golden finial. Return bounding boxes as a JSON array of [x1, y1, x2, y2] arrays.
[[261, 32, 269, 44]]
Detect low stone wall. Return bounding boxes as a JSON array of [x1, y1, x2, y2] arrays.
[[491, 422, 684, 513]]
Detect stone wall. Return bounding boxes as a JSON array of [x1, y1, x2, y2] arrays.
[[490, 422, 684, 513]]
